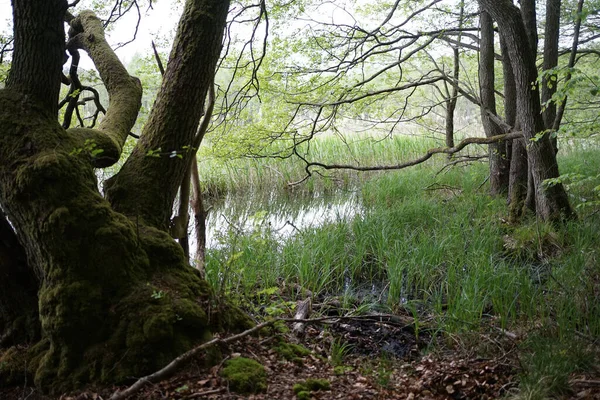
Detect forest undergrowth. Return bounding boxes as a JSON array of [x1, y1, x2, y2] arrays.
[[8, 137, 599, 400], [200, 135, 600, 399]]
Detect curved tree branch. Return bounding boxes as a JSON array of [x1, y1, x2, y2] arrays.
[[65, 10, 142, 168], [288, 131, 523, 186]]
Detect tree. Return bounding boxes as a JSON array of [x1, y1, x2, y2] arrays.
[[478, 0, 573, 221], [479, 9, 509, 195], [223, 0, 574, 222], [0, 0, 248, 394]]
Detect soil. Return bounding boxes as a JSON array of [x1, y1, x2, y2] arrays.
[[2, 308, 599, 399]]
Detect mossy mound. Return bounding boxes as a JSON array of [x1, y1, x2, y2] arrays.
[[221, 357, 267, 394], [275, 342, 311, 363], [293, 378, 331, 397]]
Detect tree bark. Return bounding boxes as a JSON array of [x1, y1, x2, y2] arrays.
[[501, 17, 528, 221], [190, 158, 207, 275], [553, 0, 584, 132], [444, 3, 464, 149], [519, 0, 538, 55], [478, 0, 573, 222], [519, 0, 539, 214], [105, 0, 230, 231], [479, 10, 509, 195], [445, 47, 459, 149], [0, 0, 244, 394], [0, 211, 40, 347], [5, 0, 66, 116], [541, 0, 561, 137]]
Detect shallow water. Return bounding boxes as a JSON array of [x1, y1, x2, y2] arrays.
[[203, 188, 364, 248]]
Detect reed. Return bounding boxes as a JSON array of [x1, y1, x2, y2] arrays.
[[205, 147, 600, 331], [197, 132, 444, 195], [201, 132, 600, 399]]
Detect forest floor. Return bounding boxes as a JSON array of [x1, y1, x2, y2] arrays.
[[4, 309, 600, 400]]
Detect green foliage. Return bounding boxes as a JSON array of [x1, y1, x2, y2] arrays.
[[518, 335, 596, 400], [293, 378, 331, 395], [220, 357, 267, 394], [275, 342, 311, 363], [329, 338, 353, 367], [544, 170, 600, 210], [69, 139, 105, 159], [175, 384, 189, 393]]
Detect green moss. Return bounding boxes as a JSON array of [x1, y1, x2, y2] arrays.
[[296, 390, 311, 400], [293, 378, 331, 395], [334, 365, 353, 375], [220, 357, 267, 394], [305, 378, 331, 391], [275, 342, 311, 363]]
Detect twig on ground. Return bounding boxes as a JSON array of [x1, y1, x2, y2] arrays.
[[570, 379, 600, 387], [184, 387, 226, 399], [109, 314, 418, 399]]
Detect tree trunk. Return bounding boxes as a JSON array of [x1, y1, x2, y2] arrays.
[[541, 0, 561, 140], [519, 0, 538, 55], [478, 0, 574, 222], [5, 0, 66, 116], [0, 212, 40, 347], [501, 18, 528, 221], [191, 157, 207, 275], [444, 46, 459, 149], [500, 30, 516, 163], [444, 3, 464, 150], [508, 138, 529, 222], [105, 0, 229, 231], [0, 0, 247, 395], [479, 10, 509, 195], [553, 0, 584, 132]]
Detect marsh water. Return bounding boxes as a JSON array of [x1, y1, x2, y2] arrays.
[[203, 188, 364, 248]]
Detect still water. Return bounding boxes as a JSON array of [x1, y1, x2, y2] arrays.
[[202, 188, 364, 248]]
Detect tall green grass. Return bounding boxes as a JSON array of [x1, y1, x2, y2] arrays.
[[197, 132, 444, 195], [204, 144, 600, 337], [201, 134, 600, 398]]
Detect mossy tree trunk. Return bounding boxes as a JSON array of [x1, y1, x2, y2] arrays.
[[541, 0, 561, 153], [0, 212, 40, 347], [499, 31, 529, 222], [105, 0, 229, 230], [478, 0, 573, 222], [0, 0, 241, 395]]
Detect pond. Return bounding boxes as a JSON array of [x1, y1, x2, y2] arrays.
[[203, 188, 364, 248]]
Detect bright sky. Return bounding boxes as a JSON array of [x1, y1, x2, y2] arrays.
[[0, 1, 182, 69]]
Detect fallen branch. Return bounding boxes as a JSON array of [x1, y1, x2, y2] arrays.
[[292, 297, 313, 336], [184, 387, 226, 398], [109, 314, 417, 399], [109, 319, 277, 400]]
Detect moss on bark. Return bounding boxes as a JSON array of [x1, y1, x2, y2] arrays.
[[0, 89, 248, 395]]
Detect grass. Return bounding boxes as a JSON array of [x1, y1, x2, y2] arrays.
[[201, 133, 600, 398], [197, 131, 444, 195], [517, 334, 596, 400]]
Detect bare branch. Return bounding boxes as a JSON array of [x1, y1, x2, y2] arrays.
[[296, 76, 445, 107], [0, 37, 13, 64], [287, 132, 523, 186], [151, 40, 165, 76]]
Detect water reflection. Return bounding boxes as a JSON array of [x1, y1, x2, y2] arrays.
[[202, 189, 364, 248]]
